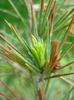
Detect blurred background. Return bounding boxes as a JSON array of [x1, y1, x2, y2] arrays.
[[0, 0, 74, 100]]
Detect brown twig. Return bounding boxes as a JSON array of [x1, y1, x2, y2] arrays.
[[19, 0, 25, 8], [0, 92, 13, 100], [0, 51, 16, 61], [7, 45, 12, 50], [0, 48, 34, 72], [0, 35, 12, 46], [30, 1, 33, 13], [69, 8, 74, 14], [30, 1, 35, 26], [0, 44, 10, 53], [45, 72, 74, 80], [41, 0, 44, 12], [49, 0, 56, 36], [0, 79, 19, 99], [64, 17, 74, 41], [59, 61, 74, 70], [48, 0, 56, 21], [51, 54, 58, 68], [58, 41, 74, 61], [37, 88, 43, 100]]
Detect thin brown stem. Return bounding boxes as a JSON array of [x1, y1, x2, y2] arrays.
[[0, 51, 16, 61], [49, 0, 56, 37], [0, 79, 19, 99], [0, 35, 20, 53], [0, 49, 34, 72], [30, 1, 33, 12], [0, 92, 13, 100], [60, 61, 74, 70], [7, 45, 12, 50], [51, 54, 58, 68], [41, 0, 44, 12], [0, 35, 12, 46], [19, 0, 25, 8], [30, 1, 35, 32], [64, 17, 74, 41], [69, 8, 74, 14], [44, 72, 74, 80], [30, 1, 34, 22], [48, 0, 56, 21], [0, 44, 10, 53], [58, 41, 74, 61], [37, 88, 43, 100]]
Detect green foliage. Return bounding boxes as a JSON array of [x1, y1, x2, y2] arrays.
[[0, 0, 74, 100], [29, 35, 45, 69]]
